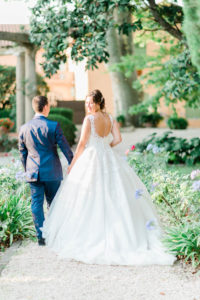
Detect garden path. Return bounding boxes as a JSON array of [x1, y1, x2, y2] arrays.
[[0, 128, 200, 300]]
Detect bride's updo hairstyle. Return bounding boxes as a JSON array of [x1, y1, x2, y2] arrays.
[[88, 89, 105, 110]]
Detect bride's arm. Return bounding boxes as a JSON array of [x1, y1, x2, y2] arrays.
[[110, 120, 122, 147], [67, 117, 91, 173]]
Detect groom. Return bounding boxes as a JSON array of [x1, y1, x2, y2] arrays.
[[18, 96, 73, 246]]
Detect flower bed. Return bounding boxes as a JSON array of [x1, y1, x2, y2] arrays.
[[0, 152, 35, 250], [0, 118, 14, 134], [135, 131, 200, 165], [127, 146, 200, 267]]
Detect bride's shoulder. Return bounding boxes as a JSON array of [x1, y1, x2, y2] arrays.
[[82, 115, 94, 128], [84, 114, 94, 122]]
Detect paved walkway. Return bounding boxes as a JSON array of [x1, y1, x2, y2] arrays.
[[0, 128, 200, 300]]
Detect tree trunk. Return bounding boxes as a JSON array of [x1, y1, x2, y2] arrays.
[[16, 51, 25, 132], [25, 47, 37, 122], [106, 9, 139, 124], [183, 0, 200, 76]]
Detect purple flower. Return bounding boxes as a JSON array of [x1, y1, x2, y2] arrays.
[[146, 219, 156, 230], [192, 180, 200, 191], [190, 169, 200, 180], [15, 171, 26, 182], [14, 160, 21, 168], [146, 144, 153, 151], [135, 189, 143, 199], [122, 156, 128, 161], [152, 146, 160, 154], [151, 182, 159, 192]]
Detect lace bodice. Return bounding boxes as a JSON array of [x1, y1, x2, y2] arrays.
[[86, 114, 113, 149]]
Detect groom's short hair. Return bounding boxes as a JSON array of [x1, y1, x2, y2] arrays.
[[32, 96, 48, 112]]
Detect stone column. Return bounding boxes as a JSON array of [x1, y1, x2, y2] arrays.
[[25, 47, 36, 122], [16, 51, 25, 132]]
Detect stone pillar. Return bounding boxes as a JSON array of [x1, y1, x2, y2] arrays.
[[25, 47, 36, 122], [16, 51, 25, 132]]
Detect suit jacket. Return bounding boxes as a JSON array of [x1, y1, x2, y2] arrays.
[[18, 115, 73, 182]]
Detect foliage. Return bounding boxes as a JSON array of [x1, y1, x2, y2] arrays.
[[127, 149, 200, 267], [50, 107, 73, 121], [183, 0, 200, 76], [0, 65, 49, 115], [139, 112, 163, 127], [48, 114, 77, 146], [113, 45, 200, 116], [116, 114, 126, 126], [0, 134, 18, 152], [0, 195, 35, 249], [30, 0, 185, 77], [164, 222, 200, 267], [0, 109, 11, 118], [30, 0, 138, 75], [133, 0, 183, 41], [134, 131, 200, 165], [167, 116, 188, 130], [0, 65, 15, 109], [0, 159, 35, 249]]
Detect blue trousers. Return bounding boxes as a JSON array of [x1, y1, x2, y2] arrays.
[[29, 180, 61, 239]]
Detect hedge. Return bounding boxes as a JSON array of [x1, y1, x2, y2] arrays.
[[48, 114, 76, 146], [49, 107, 73, 121], [0, 109, 11, 118]]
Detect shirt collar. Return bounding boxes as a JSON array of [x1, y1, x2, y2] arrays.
[[34, 113, 46, 118]]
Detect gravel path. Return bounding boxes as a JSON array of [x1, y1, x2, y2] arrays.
[[0, 242, 199, 300], [0, 128, 200, 300]]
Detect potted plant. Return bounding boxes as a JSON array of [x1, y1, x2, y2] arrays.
[[139, 112, 163, 128], [0, 118, 14, 134], [116, 114, 126, 127], [167, 116, 188, 129]]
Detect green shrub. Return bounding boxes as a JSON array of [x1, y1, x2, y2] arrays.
[[0, 195, 35, 248], [0, 134, 17, 152], [50, 107, 73, 121], [139, 112, 163, 127], [167, 117, 188, 129], [116, 114, 126, 126], [163, 222, 200, 267], [134, 131, 200, 165], [0, 109, 11, 118], [48, 114, 77, 146]]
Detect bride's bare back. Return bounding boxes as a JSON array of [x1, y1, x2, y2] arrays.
[[93, 112, 112, 138]]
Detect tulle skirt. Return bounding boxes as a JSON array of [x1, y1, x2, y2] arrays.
[[42, 146, 176, 265]]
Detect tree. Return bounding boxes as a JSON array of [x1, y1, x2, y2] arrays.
[[110, 0, 200, 117], [182, 0, 200, 76], [0, 65, 49, 125], [30, 0, 186, 120], [30, 0, 145, 120]]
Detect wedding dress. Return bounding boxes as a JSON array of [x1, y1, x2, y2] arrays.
[[42, 114, 176, 265]]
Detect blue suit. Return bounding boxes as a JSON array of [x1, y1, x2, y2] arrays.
[[18, 115, 73, 238]]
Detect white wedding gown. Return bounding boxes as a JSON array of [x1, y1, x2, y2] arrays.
[[42, 114, 176, 265]]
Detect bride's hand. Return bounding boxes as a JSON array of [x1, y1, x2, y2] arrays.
[[67, 165, 73, 174]]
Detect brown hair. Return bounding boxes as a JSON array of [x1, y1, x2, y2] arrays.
[[32, 95, 48, 112], [87, 89, 105, 110]]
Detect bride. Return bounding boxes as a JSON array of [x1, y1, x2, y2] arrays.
[[42, 89, 176, 266]]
